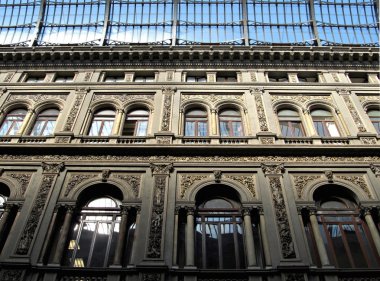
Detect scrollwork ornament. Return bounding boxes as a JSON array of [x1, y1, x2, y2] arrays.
[[142, 273, 161, 281], [261, 163, 285, 176], [0, 269, 23, 281], [41, 162, 65, 174], [65, 173, 96, 196], [161, 87, 176, 131], [6, 173, 32, 196], [253, 90, 268, 131], [342, 95, 366, 132], [361, 137, 377, 145], [285, 273, 305, 281], [292, 175, 320, 199], [16, 174, 55, 254], [225, 175, 256, 198], [336, 175, 373, 199], [113, 174, 141, 197], [370, 164, 380, 177], [64, 92, 85, 131], [180, 174, 208, 199]]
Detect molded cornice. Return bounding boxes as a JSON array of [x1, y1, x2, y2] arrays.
[[0, 46, 378, 67]]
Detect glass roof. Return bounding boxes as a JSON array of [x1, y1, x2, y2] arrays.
[[0, 0, 378, 46]]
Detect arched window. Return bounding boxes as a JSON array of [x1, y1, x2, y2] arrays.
[[277, 109, 305, 137], [0, 109, 27, 135], [184, 108, 208, 137], [30, 108, 59, 136], [219, 108, 243, 137], [64, 197, 135, 267], [304, 187, 380, 268], [89, 109, 115, 136], [123, 108, 149, 136], [310, 109, 340, 137], [367, 109, 380, 134]]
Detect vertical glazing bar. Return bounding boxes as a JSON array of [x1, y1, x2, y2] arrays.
[[309, 0, 321, 46], [102, 0, 112, 45], [31, 0, 46, 46], [172, 0, 178, 46], [242, 0, 249, 45]]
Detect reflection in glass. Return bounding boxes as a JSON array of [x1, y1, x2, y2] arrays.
[[123, 109, 149, 136], [368, 109, 380, 134], [311, 109, 340, 137], [185, 109, 208, 137], [89, 109, 115, 136], [0, 109, 27, 136], [278, 109, 305, 137], [30, 108, 59, 136], [219, 109, 243, 137]]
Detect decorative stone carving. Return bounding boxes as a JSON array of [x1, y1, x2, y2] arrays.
[[1, 87, 7, 94], [1, 154, 379, 163], [342, 95, 366, 132], [65, 173, 97, 196], [0, 270, 23, 281], [8, 94, 67, 103], [332, 73, 340, 82], [167, 71, 174, 81], [6, 172, 32, 196], [16, 174, 56, 254], [180, 174, 208, 199], [271, 94, 332, 105], [261, 163, 285, 175], [142, 273, 161, 281], [213, 170, 222, 182], [225, 175, 256, 198], [113, 174, 141, 197], [93, 94, 154, 104], [150, 163, 173, 175], [268, 177, 296, 258], [251, 88, 268, 131], [260, 137, 274, 144], [336, 175, 373, 199], [161, 87, 176, 131], [250, 72, 257, 82], [156, 136, 172, 144], [361, 137, 377, 145], [147, 175, 166, 258], [358, 95, 380, 104], [181, 94, 244, 105], [101, 169, 110, 182], [41, 162, 65, 174], [292, 175, 320, 199], [370, 164, 380, 177], [3, 72, 14, 83], [324, 170, 334, 182], [83, 72, 92, 82], [285, 273, 305, 281], [63, 92, 86, 131], [55, 136, 71, 143]]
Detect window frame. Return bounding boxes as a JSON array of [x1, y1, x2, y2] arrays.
[[218, 108, 244, 137], [277, 109, 306, 137], [88, 109, 116, 137], [184, 108, 208, 137], [310, 109, 340, 137], [30, 108, 60, 136], [0, 108, 27, 136], [123, 108, 150, 136]]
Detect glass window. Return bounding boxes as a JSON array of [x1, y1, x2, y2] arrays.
[[219, 109, 243, 137], [55, 75, 74, 83], [89, 109, 115, 136], [30, 108, 59, 136], [315, 197, 380, 268], [186, 76, 207, 83], [311, 109, 340, 137], [278, 109, 305, 137], [104, 76, 124, 83], [134, 76, 155, 83], [195, 197, 245, 269], [367, 109, 380, 134], [64, 197, 135, 267], [123, 109, 149, 136], [26, 76, 45, 83], [0, 109, 27, 136], [185, 108, 208, 137]]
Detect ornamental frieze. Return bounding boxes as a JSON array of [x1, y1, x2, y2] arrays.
[[8, 94, 67, 103], [63, 92, 86, 131], [292, 175, 321, 199], [225, 175, 256, 198], [336, 175, 373, 199], [271, 94, 332, 105], [342, 95, 366, 132], [251, 88, 268, 131], [92, 94, 154, 104], [358, 95, 380, 104], [161, 87, 176, 131], [181, 94, 244, 105], [1, 154, 380, 164]]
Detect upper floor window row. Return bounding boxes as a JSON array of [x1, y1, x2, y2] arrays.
[[0, 107, 60, 137]]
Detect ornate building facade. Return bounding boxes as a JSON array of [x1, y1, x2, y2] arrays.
[[0, 1, 379, 281]]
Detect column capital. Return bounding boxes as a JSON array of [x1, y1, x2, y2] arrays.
[[242, 207, 252, 216], [41, 162, 65, 174], [185, 206, 195, 216], [120, 205, 130, 215], [150, 163, 173, 175], [261, 163, 285, 176]]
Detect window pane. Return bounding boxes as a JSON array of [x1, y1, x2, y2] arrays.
[[221, 223, 236, 268], [198, 122, 207, 137], [75, 222, 96, 267], [90, 222, 111, 267], [220, 121, 229, 137], [135, 121, 148, 136], [327, 224, 351, 267], [343, 224, 367, 267], [185, 121, 195, 136], [205, 223, 219, 269], [326, 122, 340, 137]]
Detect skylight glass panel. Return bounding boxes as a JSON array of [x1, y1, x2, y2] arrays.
[[38, 0, 106, 45], [315, 0, 379, 46], [107, 0, 173, 45], [0, 0, 40, 46], [247, 0, 315, 45], [177, 0, 244, 45]]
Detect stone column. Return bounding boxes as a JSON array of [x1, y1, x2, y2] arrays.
[[51, 205, 75, 265], [308, 208, 330, 266], [362, 208, 380, 256], [18, 109, 34, 134], [211, 109, 217, 135], [172, 206, 180, 265], [39, 205, 59, 263], [242, 208, 257, 267], [113, 206, 129, 266], [112, 109, 124, 135], [258, 207, 271, 267], [129, 206, 141, 265], [0, 204, 12, 237], [185, 207, 195, 267]]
